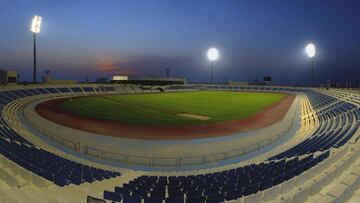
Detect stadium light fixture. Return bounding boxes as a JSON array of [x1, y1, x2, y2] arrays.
[[207, 48, 219, 83], [305, 43, 316, 87], [207, 48, 219, 61], [305, 43, 316, 58], [31, 15, 42, 34], [30, 15, 42, 83]]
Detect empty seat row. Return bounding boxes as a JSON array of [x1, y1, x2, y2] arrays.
[[101, 89, 359, 203], [0, 86, 121, 187], [103, 152, 329, 203]]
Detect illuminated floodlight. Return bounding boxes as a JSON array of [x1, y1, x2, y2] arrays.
[[207, 48, 219, 61], [31, 15, 42, 83], [305, 43, 316, 86], [305, 43, 316, 58], [31, 15, 42, 34], [207, 48, 219, 83]]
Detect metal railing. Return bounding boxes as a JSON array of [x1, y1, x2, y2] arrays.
[[24, 111, 81, 152], [24, 108, 295, 168], [19, 88, 298, 168], [84, 127, 290, 168]]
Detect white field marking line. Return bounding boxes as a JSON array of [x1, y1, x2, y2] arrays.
[[176, 113, 211, 120]]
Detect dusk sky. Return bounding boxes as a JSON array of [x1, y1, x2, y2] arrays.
[[0, 0, 359, 85]]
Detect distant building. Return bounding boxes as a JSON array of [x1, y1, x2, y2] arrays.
[[96, 77, 109, 83], [228, 81, 249, 86], [110, 75, 187, 85], [263, 76, 272, 85], [42, 75, 76, 84], [263, 76, 272, 82], [0, 69, 17, 85], [41, 75, 52, 83]]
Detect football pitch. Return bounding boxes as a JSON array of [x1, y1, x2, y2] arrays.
[[60, 91, 287, 125]]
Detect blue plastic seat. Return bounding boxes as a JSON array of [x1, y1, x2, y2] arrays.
[[259, 178, 273, 191], [206, 193, 224, 203], [243, 183, 259, 196], [165, 197, 184, 203], [115, 187, 130, 195], [225, 188, 242, 201], [144, 196, 163, 203], [186, 195, 205, 203], [103, 190, 122, 202], [123, 195, 141, 203]]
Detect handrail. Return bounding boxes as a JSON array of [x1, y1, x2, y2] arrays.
[[24, 111, 81, 152], [23, 104, 296, 168], [18, 86, 300, 168]]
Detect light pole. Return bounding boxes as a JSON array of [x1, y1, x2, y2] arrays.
[[30, 15, 42, 83], [207, 48, 219, 83], [305, 43, 316, 87]]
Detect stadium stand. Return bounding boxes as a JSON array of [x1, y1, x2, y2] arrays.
[[0, 87, 120, 187], [99, 86, 360, 203], [270, 92, 359, 160], [0, 84, 359, 202], [103, 152, 329, 203]]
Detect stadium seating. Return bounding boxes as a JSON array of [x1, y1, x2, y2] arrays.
[[0, 84, 359, 203], [98, 88, 360, 203], [270, 91, 359, 160], [0, 86, 120, 187], [103, 152, 329, 202]]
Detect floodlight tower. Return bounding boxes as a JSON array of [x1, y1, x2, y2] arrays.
[[305, 43, 316, 87], [30, 15, 42, 83], [207, 48, 219, 83]]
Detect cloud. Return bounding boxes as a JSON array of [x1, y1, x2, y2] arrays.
[[94, 53, 195, 76]]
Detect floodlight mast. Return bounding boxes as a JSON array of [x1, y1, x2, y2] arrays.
[[207, 48, 219, 83], [305, 43, 316, 87], [311, 58, 314, 87], [30, 15, 42, 83]]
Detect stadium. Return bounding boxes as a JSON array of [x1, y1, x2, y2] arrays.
[[0, 83, 359, 203], [1, 1, 360, 203]]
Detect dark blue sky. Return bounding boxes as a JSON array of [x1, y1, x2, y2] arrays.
[[0, 0, 359, 85]]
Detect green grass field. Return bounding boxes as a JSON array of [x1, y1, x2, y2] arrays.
[[59, 91, 287, 125]]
